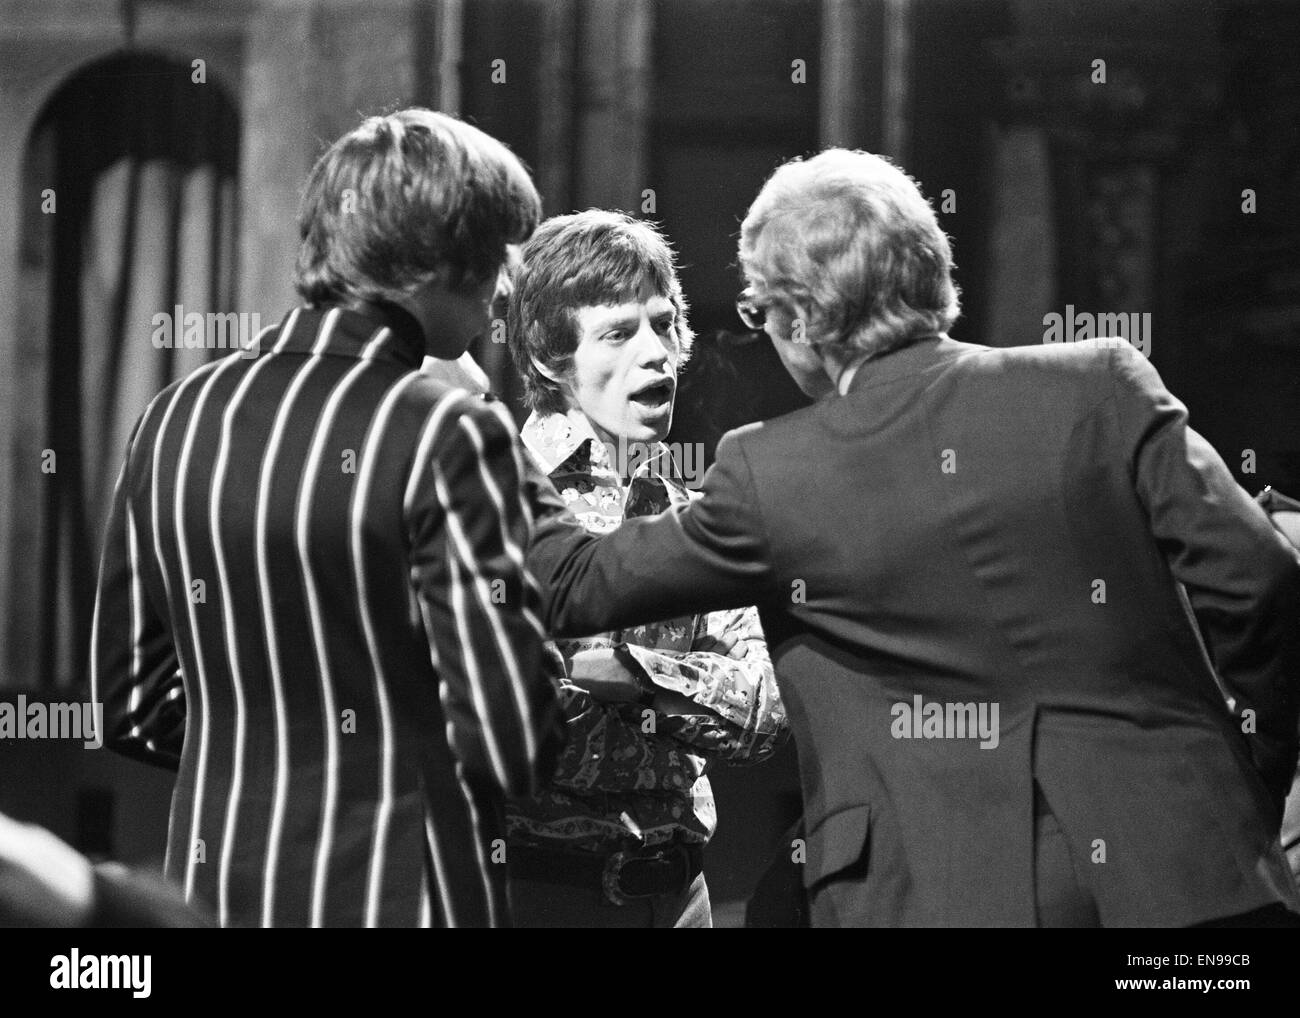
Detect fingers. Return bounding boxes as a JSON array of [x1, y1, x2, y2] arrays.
[[696, 632, 748, 659]]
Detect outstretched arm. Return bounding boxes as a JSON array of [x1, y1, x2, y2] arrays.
[[529, 429, 779, 639]]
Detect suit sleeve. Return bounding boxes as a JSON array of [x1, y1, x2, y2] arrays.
[[529, 428, 778, 638], [89, 418, 186, 770], [1109, 343, 1300, 808], [408, 396, 563, 797]]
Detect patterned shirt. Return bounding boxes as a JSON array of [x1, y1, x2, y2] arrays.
[[507, 409, 787, 853]]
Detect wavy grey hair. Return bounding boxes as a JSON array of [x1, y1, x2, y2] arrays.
[[739, 148, 960, 357]]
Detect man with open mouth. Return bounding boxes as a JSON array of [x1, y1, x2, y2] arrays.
[[505, 209, 788, 927]]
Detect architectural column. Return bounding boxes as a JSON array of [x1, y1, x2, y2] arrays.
[[238, 0, 430, 320], [573, 0, 653, 213], [881, 0, 911, 163], [819, 0, 873, 150], [537, 0, 578, 215]]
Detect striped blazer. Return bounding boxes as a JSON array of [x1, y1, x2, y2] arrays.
[[90, 303, 562, 927]]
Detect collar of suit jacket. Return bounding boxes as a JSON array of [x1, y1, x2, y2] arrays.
[[267, 302, 427, 368], [840, 333, 967, 396]]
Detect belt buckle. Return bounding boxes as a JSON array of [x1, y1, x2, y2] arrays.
[[601, 851, 634, 906], [601, 845, 690, 906]]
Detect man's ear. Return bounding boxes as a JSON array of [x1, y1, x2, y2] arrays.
[[395, 274, 494, 359]]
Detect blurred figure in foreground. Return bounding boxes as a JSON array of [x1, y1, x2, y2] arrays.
[[0, 811, 211, 927]]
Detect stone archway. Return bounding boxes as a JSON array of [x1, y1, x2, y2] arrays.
[[7, 50, 241, 691]]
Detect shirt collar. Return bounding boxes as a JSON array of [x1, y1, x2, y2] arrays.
[[840, 334, 970, 395], [836, 354, 870, 396], [521, 408, 679, 481]]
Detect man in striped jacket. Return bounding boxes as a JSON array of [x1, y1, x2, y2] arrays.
[[89, 109, 565, 927]]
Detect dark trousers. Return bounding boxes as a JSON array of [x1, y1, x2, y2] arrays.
[[508, 871, 712, 928]]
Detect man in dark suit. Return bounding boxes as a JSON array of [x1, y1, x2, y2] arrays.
[[90, 109, 563, 927], [1257, 485, 1300, 883], [529, 148, 1300, 927]]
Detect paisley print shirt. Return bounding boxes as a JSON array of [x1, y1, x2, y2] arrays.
[[507, 409, 788, 853]]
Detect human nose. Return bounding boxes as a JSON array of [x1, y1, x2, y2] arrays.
[[488, 266, 514, 322], [494, 264, 514, 304], [632, 317, 670, 366], [494, 245, 522, 300]]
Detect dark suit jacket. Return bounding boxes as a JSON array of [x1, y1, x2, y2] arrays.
[[1257, 486, 1300, 883], [91, 303, 562, 927], [531, 335, 1300, 927]]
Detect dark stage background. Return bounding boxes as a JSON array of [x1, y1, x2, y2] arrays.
[[1, 0, 1298, 922]]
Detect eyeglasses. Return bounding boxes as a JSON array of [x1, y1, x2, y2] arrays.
[[1257, 485, 1300, 513], [735, 292, 773, 332]]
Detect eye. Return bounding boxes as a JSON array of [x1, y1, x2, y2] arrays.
[[602, 329, 629, 343]]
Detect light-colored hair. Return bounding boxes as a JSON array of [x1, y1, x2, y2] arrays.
[[739, 148, 960, 357]]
